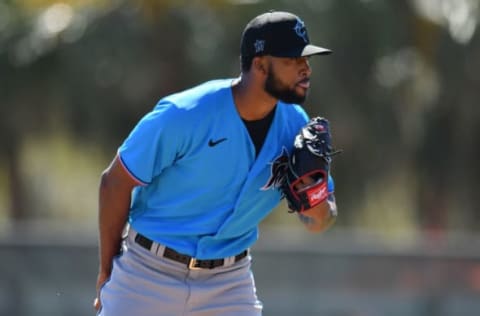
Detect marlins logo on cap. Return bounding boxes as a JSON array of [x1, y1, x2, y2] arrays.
[[293, 18, 308, 43]]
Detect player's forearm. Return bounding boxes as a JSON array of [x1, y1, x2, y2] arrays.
[[97, 170, 132, 275]]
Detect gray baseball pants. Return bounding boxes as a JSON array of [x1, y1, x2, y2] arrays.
[[97, 229, 263, 316]]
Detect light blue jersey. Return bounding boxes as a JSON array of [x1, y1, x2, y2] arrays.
[[118, 78, 330, 259]]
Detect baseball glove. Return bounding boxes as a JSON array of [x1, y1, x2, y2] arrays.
[[282, 117, 341, 213]]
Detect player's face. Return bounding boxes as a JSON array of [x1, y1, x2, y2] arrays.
[[264, 56, 312, 104]]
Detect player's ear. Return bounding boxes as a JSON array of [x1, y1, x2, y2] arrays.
[[253, 56, 267, 75]]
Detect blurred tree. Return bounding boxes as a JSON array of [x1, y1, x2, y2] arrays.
[[0, 1, 193, 218]]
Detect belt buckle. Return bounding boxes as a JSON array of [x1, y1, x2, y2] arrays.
[[188, 258, 202, 270]]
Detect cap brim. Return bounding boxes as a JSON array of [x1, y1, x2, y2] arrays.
[[301, 44, 332, 57], [272, 44, 332, 58]]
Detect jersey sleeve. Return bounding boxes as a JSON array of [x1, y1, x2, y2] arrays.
[[118, 101, 185, 185]]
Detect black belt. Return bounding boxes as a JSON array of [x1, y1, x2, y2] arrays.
[[134, 233, 248, 270]]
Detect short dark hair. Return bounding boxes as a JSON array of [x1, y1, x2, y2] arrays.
[[240, 54, 255, 72]]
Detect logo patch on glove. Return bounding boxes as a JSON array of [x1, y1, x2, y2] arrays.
[[306, 182, 328, 207]]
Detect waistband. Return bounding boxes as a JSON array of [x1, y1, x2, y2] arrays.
[[127, 228, 248, 270]]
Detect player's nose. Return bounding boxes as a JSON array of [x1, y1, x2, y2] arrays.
[[298, 57, 312, 77]]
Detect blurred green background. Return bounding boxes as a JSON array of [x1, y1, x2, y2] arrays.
[[1, 0, 480, 315], [2, 0, 480, 237]]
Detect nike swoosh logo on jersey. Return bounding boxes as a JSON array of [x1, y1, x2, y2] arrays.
[[208, 138, 227, 147]]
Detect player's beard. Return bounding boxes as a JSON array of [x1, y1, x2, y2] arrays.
[[264, 68, 307, 104]]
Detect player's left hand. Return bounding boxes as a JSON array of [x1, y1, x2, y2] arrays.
[[281, 117, 341, 213]]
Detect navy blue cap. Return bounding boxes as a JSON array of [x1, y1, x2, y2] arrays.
[[241, 11, 331, 58]]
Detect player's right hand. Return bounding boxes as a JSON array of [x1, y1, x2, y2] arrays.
[[94, 271, 110, 311], [93, 297, 101, 312]]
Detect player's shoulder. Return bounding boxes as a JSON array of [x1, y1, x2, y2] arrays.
[[277, 100, 308, 118], [142, 79, 234, 130], [276, 101, 309, 132], [158, 78, 234, 110]]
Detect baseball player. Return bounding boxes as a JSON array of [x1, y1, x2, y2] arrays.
[[94, 10, 338, 316]]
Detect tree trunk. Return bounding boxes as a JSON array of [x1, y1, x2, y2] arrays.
[[5, 138, 27, 220]]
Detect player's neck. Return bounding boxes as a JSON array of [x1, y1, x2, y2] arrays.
[[232, 75, 277, 121]]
